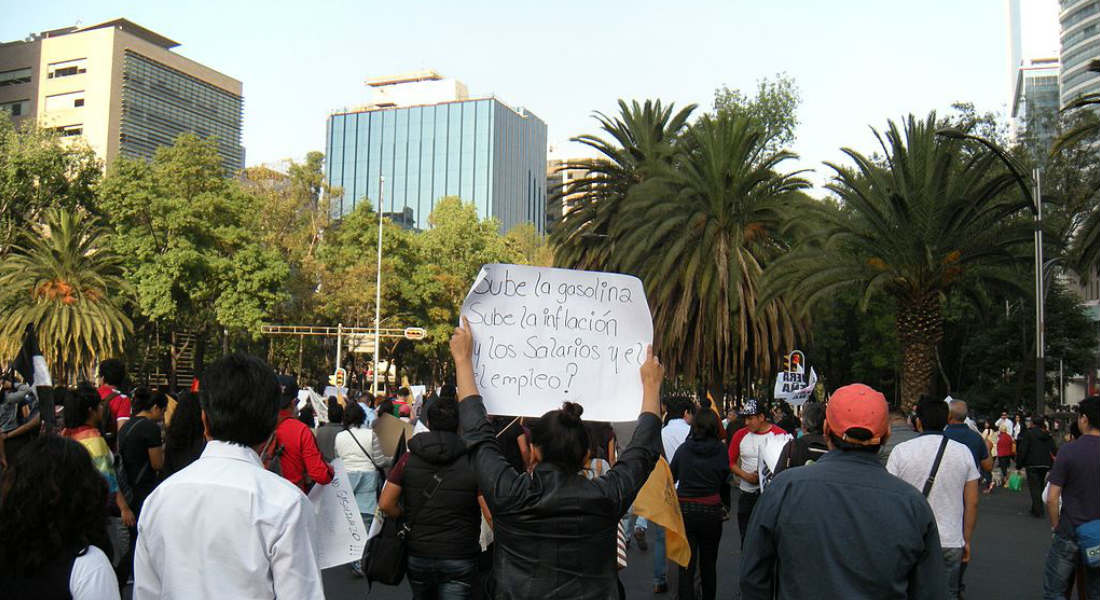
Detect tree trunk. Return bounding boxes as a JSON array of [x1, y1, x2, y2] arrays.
[[896, 293, 944, 413]]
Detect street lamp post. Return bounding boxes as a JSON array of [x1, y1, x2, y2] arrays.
[[373, 177, 385, 397], [936, 128, 1045, 415]]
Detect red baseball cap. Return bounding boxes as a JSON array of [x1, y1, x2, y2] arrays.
[[826, 384, 888, 445]]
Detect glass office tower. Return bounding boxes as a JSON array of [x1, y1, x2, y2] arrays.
[[325, 97, 548, 233]]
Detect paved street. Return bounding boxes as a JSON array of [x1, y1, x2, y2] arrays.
[[322, 486, 1053, 599]]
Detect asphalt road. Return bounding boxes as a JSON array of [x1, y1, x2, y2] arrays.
[[322, 486, 1053, 599]]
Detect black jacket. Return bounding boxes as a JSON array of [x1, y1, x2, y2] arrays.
[[670, 437, 729, 498], [740, 450, 945, 600], [403, 430, 481, 559], [459, 395, 660, 600], [1016, 426, 1056, 469]]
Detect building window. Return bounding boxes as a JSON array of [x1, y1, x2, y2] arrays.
[[45, 91, 85, 112], [56, 124, 83, 137], [47, 58, 87, 79], [0, 67, 31, 87], [0, 99, 29, 116]]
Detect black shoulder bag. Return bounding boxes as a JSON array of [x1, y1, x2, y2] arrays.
[[922, 436, 950, 497], [364, 468, 446, 587]]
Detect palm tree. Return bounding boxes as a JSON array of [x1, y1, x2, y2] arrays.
[[614, 112, 811, 389], [550, 99, 696, 271], [0, 209, 132, 381], [762, 113, 1032, 411]]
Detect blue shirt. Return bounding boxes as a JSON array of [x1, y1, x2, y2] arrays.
[[943, 424, 989, 470]]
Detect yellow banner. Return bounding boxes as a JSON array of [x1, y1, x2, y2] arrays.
[[633, 456, 691, 567]]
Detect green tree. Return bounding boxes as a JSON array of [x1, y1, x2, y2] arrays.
[[0, 209, 132, 380], [0, 115, 101, 253], [713, 73, 801, 153], [550, 100, 696, 270], [615, 112, 810, 389], [763, 113, 1033, 411], [505, 222, 555, 266], [98, 134, 288, 356]]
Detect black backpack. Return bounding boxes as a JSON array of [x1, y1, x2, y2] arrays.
[[260, 434, 285, 476]]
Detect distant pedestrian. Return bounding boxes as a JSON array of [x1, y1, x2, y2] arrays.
[[739, 383, 945, 599], [315, 397, 344, 462], [134, 353, 324, 599], [996, 425, 1015, 486], [336, 400, 388, 575], [728, 399, 788, 548], [1016, 417, 1056, 518], [887, 397, 979, 600], [161, 391, 205, 476], [880, 402, 920, 465], [774, 401, 828, 474], [1041, 396, 1099, 599], [95, 359, 130, 451], [670, 410, 729, 600]]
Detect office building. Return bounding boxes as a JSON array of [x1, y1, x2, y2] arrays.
[[0, 18, 243, 171], [1007, 0, 1061, 140], [325, 70, 548, 233], [1060, 0, 1100, 107], [546, 157, 602, 229]]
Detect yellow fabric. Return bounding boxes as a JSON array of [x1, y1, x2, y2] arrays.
[[706, 391, 721, 419], [633, 456, 691, 567]]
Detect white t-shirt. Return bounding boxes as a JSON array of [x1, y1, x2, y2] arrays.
[[730, 425, 789, 493], [70, 545, 121, 600], [662, 418, 690, 461], [886, 434, 979, 548]]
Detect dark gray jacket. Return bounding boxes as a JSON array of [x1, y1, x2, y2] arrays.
[[740, 450, 945, 600], [459, 395, 660, 600]]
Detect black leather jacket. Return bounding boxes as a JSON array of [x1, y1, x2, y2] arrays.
[[458, 395, 661, 600]]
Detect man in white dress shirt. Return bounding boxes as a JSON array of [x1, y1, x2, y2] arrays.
[[134, 353, 325, 600]]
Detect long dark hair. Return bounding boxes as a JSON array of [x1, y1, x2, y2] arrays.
[[62, 383, 101, 430], [0, 435, 111, 574], [690, 409, 721, 441], [165, 391, 204, 461], [531, 402, 590, 472]]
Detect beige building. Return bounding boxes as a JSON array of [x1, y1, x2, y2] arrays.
[[0, 18, 243, 170], [546, 157, 601, 223]]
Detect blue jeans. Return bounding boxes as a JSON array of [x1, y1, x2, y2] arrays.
[[1043, 531, 1100, 600], [653, 524, 667, 585], [941, 547, 963, 600], [407, 555, 478, 600]]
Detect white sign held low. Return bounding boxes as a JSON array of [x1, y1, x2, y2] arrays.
[[307, 458, 368, 569], [460, 264, 653, 422]]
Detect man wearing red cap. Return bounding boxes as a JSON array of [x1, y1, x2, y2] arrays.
[[739, 384, 946, 600]]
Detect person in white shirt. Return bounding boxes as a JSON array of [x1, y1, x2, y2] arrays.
[[335, 401, 389, 576], [728, 399, 788, 548], [133, 353, 324, 600], [887, 397, 979, 600]]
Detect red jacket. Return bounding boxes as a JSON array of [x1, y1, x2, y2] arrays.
[[275, 411, 333, 490]]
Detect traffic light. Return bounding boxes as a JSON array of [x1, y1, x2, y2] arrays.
[[329, 368, 346, 388]]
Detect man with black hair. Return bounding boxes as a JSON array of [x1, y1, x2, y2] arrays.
[[880, 402, 920, 465], [740, 384, 945, 600], [314, 397, 345, 462], [379, 397, 482, 598], [96, 359, 131, 446], [1042, 396, 1100, 599], [134, 353, 324, 600], [887, 397, 979, 600], [273, 374, 333, 491], [728, 399, 788, 548], [774, 401, 828, 473], [1016, 416, 1056, 518]]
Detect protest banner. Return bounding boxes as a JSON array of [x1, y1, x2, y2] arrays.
[[459, 264, 653, 422], [773, 350, 817, 406], [633, 457, 691, 567], [307, 459, 368, 569], [373, 412, 413, 457]]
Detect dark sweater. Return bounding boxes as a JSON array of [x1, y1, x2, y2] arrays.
[[670, 437, 730, 498]]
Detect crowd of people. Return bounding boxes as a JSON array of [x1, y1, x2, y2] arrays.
[[0, 317, 1097, 599]]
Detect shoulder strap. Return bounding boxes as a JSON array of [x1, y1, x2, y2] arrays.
[[922, 436, 950, 498], [343, 426, 382, 472], [407, 472, 446, 531]]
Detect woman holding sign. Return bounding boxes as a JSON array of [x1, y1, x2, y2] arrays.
[[450, 317, 663, 600]]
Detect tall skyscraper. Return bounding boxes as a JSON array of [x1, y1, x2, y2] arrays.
[[1060, 0, 1100, 107], [325, 70, 548, 233], [1007, 0, 1061, 141], [0, 18, 243, 171]]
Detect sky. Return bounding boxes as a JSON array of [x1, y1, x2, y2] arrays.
[[3, 0, 1043, 190]]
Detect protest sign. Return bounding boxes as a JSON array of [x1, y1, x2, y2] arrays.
[[459, 264, 653, 422], [307, 459, 368, 569], [373, 412, 413, 457], [773, 350, 817, 406]]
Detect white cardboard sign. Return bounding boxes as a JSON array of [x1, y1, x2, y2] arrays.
[[459, 264, 653, 422], [307, 459, 368, 569]]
